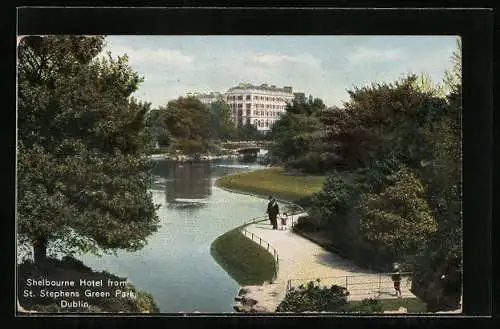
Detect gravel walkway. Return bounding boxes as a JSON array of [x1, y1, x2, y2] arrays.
[[239, 213, 416, 312]]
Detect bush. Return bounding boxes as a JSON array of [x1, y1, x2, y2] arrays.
[[309, 171, 361, 228], [348, 298, 384, 313], [276, 280, 349, 312], [293, 215, 324, 232]]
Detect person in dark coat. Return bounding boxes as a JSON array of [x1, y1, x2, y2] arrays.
[[266, 196, 280, 230]]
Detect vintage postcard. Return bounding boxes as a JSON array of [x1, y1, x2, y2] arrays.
[[16, 33, 463, 315]]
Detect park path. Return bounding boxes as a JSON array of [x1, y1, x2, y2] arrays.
[[239, 213, 416, 312]]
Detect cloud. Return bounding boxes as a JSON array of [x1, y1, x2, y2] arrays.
[[212, 51, 325, 92], [102, 42, 194, 67], [347, 46, 405, 66], [250, 53, 322, 71]]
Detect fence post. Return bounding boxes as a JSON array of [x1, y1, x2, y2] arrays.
[[267, 243, 269, 252], [251, 233, 254, 241], [259, 237, 262, 245]]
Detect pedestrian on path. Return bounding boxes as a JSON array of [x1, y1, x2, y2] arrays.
[[391, 265, 402, 298], [266, 196, 280, 230]]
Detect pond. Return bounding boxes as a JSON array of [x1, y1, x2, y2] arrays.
[[77, 159, 270, 313]]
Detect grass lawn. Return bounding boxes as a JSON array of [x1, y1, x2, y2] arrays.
[[348, 298, 427, 313], [210, 227, 276, 286], [216, 167, 326, 203]]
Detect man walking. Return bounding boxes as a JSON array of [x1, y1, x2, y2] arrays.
[[266, 196, 280, 230]]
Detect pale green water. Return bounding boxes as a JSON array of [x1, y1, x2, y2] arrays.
[[77, 159, 268, 313]]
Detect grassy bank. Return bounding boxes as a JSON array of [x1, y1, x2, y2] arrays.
[[348, 298, 427, 313], [210, 227, 276, 285], [216, 167, 326, 205]]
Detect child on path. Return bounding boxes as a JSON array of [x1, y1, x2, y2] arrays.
[[391, 265, 402, 298]]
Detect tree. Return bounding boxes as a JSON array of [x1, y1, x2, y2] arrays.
[[409, 39, 462, 310], [309, 171, 359, 227], [233, 121, 262, 141], [207, 100, 235, 141], [321, 76, 448, 172], [359, 165, 438, 260], [17, 35, 160, 263], [161, 96, 212, 154], [268, 98, 326, 172], [145, 109, 171, 147]]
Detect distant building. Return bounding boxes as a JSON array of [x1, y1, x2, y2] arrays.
[[185, 91, 225, 105], [225, 83, 295, 131]]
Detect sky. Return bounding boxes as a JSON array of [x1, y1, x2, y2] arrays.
[[100, 35, 460, 108]]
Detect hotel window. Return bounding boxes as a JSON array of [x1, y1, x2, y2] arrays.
[[246, 95, 251, 100], [237, 95, 243, 100], [238, 104, 243, 108], [254, 96, 258, 100], [246, 109, 251, 116], [246, 103, 251, 109], [265, 120, 269, 127]]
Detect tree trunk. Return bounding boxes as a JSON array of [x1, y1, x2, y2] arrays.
[[33, 237, 48, 264]]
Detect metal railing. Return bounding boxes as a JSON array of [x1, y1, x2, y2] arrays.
[[238, 206, 305, 282], [240, 216, 280, 280], [286, 272, 413, 301], [241, 226, 279, 280]]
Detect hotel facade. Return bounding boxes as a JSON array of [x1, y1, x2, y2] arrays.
[[187, 83, 309, 131], [224, 83, 295, 131]]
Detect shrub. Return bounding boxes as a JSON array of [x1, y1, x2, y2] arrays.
[[293, 215, 324, 232], [276, 280, 349, 312], [309, 171, 360, 228]]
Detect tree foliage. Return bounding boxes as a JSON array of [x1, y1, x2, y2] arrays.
[[359, 165, 437, 258], [17, 35, 160, 262], [207, 100, 235, 141], [297, 39, 462, 310], [158, 96, 212, 154], [145, 109, 171, 147], [269, 98, 327, 173]]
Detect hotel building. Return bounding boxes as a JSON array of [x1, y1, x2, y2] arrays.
[[225, 83, 295, 131]]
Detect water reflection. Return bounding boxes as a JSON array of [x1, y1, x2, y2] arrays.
[[152, 161, 212, 210]]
